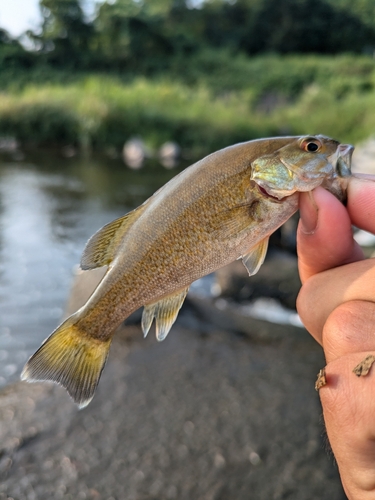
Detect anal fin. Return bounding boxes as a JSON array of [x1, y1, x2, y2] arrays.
[[142, 287, 189, 341], [241, 237, 269, 276]]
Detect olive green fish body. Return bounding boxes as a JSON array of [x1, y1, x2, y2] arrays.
[[22, 135, 354, 407], [78, 139, 301, 339]]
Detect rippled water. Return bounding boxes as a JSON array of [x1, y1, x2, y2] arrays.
[[0, 150, 185, 387]]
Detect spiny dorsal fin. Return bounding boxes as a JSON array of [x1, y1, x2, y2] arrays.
[[142, 287, 189, 341], [81, 204, 147, 270], [241, 237, 269, 276]]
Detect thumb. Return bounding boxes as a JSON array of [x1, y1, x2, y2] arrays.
[[297, 187, 363, 284]]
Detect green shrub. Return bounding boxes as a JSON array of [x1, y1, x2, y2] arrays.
[[1, 54, 375, 154]]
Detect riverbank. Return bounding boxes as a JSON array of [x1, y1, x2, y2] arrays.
[[1, 54, 375, 155], [3, 135, 373, 498], [0, 314, 345, 500]]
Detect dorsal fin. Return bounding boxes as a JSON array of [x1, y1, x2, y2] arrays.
[[81, 204, 147, 270], [142, 287, 189, 341], [241, 237, 269, 276]]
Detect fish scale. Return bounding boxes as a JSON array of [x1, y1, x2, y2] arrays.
[[22, 135, 354, 407]]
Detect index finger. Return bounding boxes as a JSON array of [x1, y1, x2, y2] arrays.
[[348, 175, 375, 232]]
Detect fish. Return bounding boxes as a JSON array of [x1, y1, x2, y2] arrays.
[[21, 135, 354, 408]]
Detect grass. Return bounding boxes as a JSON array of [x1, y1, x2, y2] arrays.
[[1, 54, 375, 155], [0, 77, 277, 154]]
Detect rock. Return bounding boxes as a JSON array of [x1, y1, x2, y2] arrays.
[[0, 322, 344, 500], [187, 294, 304, 339], [64, 266, 107, 318], [0, 254, 345, 499], [61, 145, 77, 158], [159, 141, 180, 169], [122, 138, 147, 169], [216, 250, 300, 310], [0, 136, 19, 152]]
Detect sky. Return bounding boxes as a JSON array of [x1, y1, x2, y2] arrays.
[[0, 0, 100, 37], [0, 0, 42, 36]]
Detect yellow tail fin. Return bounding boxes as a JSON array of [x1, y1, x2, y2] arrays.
[[21, 318, 111, 408]]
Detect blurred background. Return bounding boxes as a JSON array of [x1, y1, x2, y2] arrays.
[[1, 1, 375, 499]]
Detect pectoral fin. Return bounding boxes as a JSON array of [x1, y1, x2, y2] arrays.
[[142, 287, 189, 341], [241, 237, 269, 276], [81, 204, 148, 270], [217, 200, 263, 239]]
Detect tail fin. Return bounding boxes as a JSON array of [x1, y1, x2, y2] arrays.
[[21, 318, 111, 408]]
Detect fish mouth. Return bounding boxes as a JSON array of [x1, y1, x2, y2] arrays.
[[333, 144, 354, 177], [253, 142, 354, 201], [256, 183, 285, 201]]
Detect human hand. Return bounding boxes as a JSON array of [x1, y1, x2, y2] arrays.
[[296, 175, 375, 499]]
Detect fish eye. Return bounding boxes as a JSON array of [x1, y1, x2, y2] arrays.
[[301, 138, 321, 153]]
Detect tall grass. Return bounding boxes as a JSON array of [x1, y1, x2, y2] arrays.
[[1, 54, 375, 154], [0, 77, 277, 154]]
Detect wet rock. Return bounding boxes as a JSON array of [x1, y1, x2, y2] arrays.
[[188, 294, 304, 339], [216, 250, 300, 310]]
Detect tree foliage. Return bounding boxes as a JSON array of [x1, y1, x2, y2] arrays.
[[29, 0, 94, 67], [1, 0, 375, 73], [0, 28, 35, 69], [90, 0, 375, 71]]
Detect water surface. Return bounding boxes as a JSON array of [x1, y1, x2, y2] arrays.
[[0, 150, 184, 386]]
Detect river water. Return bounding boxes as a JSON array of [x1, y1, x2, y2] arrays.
[[0, 149, 185, 387]]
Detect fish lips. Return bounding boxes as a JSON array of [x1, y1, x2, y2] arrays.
[[255, 183, 287, 201], [333, 144, 354, 177], [322, 143, 354, 203]]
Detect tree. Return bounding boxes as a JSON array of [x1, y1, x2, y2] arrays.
[[31, 0, 94, 68], [246, 0, 375, 54], [0, 28, 35, 71], [93, 0, 178, 71]]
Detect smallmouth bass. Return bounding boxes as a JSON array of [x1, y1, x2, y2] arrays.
[[22, 135, 354, 407]]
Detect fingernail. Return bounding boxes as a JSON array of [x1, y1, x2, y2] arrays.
[[299, 190, 318, 234]]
